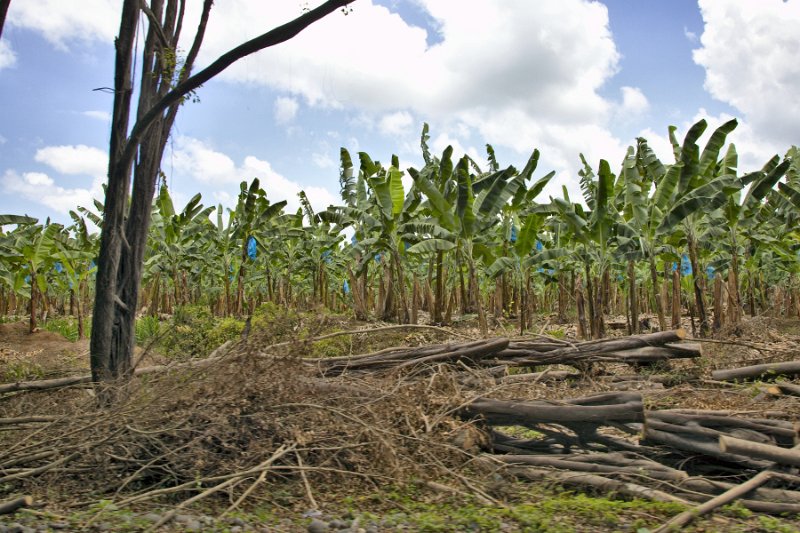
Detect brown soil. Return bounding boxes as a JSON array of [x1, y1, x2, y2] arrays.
[[0, 321, 89, 379]]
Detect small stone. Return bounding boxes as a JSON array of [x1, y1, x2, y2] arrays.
[[142, 513, 162, 524], [184, 520, 203, 532], [174, 514, 195, 524], [365, 526, 379, 533], [48, 523, 70, 530], [230, 527, 243, 533], [329, 519, 349, 529], [307, 518, 330, 533], [229, 517, 247, 526]]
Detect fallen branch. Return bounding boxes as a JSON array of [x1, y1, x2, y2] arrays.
[[503, 465, 690, 504], [654, 441, 800, 532]]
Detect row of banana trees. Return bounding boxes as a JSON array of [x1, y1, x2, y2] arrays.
[[1, 120, 799, 339]]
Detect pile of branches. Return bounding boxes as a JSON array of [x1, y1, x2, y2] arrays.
[[0, 338, 482, 520]]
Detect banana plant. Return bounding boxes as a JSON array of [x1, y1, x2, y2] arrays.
[[145, 185, 214, 314], [0, 219, 64, 332], [53, 212, 100, 339], [0, 215, 39, 316], [653, 118, 742, 336], [550, 157, 617, 338], [354, 152, 421, 322], [230, 178, 287, 316]]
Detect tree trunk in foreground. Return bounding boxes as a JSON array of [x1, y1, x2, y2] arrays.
[[90, 0, 354, 388]]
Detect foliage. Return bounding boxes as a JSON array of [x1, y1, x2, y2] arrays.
[[159, 305, 244, 360]]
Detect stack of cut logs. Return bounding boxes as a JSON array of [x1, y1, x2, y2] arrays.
[[309, 329, 700, 377], [306, 329, 800, 515]]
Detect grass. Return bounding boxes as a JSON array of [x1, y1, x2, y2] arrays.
[[15, 483, 796, 532], [41, 316, 86, 341]]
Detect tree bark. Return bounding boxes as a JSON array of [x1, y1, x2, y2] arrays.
[[687, 236, 709, 336], [0, 0, 10, 41], [628, 260, 639, 334]]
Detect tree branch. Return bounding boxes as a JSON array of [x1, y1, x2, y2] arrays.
[[115, 0, 354, 179]]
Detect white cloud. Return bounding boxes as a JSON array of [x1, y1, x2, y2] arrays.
[[6, 0, 118, 49], [34, 145, 108, 178], [683, 26, 698, 43], [170, 136, 337, 213], [274, 96, 299, 124], [619, 86, 649, 116], [694, 0, 800, 146], [196, 0, 621, 174], [379, 111, 414, 137], [82, 110, 111, 122], [2, 170, 102, 214], [0, 39, 16, 70], [312, 151, 336, 169]]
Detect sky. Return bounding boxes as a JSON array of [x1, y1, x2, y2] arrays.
[[1, 0, 799, 226]]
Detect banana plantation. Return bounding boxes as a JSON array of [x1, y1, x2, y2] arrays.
[[1, 119, 799, 339]]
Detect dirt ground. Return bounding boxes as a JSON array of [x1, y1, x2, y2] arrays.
[[0, 321, 89, 380]]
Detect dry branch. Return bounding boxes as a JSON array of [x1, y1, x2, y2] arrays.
[[655, 441, 800, 532]]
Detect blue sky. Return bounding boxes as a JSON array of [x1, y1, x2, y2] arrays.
[[1, 0, 798, 226]]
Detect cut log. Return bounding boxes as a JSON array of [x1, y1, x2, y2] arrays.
[[770, 381, 800, 397], [595, 344, 701, 363], [711, 361, 800, 382], [463, 392, 644, 426], [642, 427, 771, 470], [647, 411, 798, 445], [0, 495, 33, 515], [492, 330, 687, 367], [503, 466, 689, 504], [489, 454, 687, 482], [655, 441, 800, 532], [315, 337, 510, 376], [678, 476, 800, 504], [719, 436, 800, 467]]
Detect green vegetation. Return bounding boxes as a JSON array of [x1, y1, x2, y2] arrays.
[[1, 123, 798, 344]]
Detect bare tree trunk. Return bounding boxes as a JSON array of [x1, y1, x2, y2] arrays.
[[672, 268, 681, 330], [686, 236, 709, 336], [713, 272, 723, 332], [628, 260, 638, 335], [90, 0, 352, 387], [0, 0, 10, 41], [576, 275, 588, 340], [28, 271, 38, 333], [558, 271, 568, 323], [649, 257, 666, 330], [433, 250, 444, 324], [89, 0, 139, 384]]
